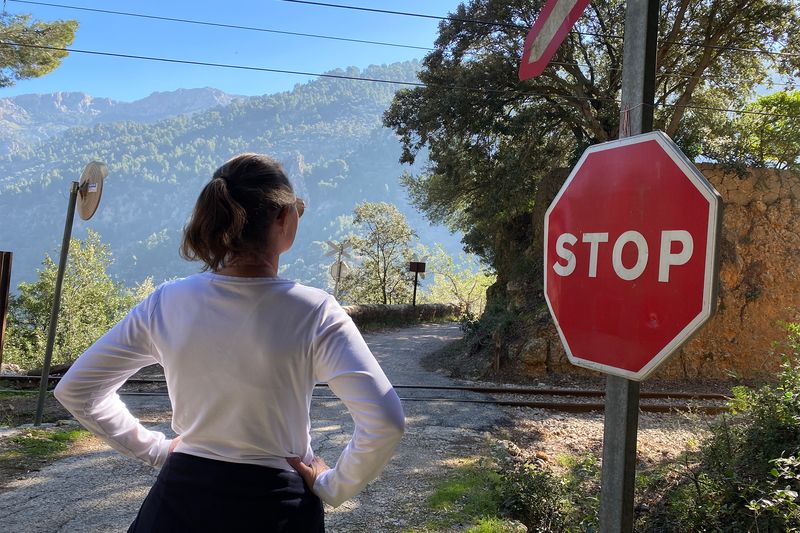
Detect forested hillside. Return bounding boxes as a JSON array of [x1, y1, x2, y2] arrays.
[[0, 61, 458, 291], [0, 88, 241, 153]]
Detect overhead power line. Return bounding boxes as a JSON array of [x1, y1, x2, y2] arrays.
[[281, 0, 799, 59], [0, 40, 795, 118], [6, 0, 431, 51], [8, 0, 796, 86], [654, 101, 797, 119], [0, 40, 428, 86], [281, 0, 525, 29], [660, 38, 800, 59], [279, 0, 624, 40], [0, 40, 615, 104]]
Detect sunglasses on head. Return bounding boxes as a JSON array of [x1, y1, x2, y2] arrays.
[[294, 197, 305, 218]]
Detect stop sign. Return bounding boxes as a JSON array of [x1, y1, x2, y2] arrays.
[[544, 131, 722, 380]]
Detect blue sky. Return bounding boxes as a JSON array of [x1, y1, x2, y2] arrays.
[[2, 0, 464, 101]]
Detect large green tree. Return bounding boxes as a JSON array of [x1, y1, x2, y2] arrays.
[[703, 90, 800, 170], [4, 231, 149, 370], [338, 202, 417, 305], [0, 12, 78, 87], [384, 0, 799, 281], [419, 243, 496, 316]]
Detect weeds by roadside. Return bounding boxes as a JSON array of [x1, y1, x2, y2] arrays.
[[0, 388, 68, 427], [419, 446, 604, 532], [0, 426, 94, 491], [419, 457, 515, 532], [641, 354, 800, 531], [637, 323, 800, 531], [2, 428, 88, 461]]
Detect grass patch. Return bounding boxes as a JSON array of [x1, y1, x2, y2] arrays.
[[0, 389, 37, 399], [428, 459, 501, 513], [0, 426, 93, 490], [1, 428, 89, 462], [467, 517, 524, 532], [421, 449, 600, 531], [422, 457, 522, 531]]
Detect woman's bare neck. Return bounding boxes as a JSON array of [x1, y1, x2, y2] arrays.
[[215, 257, 279, 278]]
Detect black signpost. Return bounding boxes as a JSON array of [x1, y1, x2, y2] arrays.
[[409, 261, 426, 306]]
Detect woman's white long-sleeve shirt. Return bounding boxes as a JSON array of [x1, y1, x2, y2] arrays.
[[54, 272, 405, 507]]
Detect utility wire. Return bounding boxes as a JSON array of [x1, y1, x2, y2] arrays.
[[659, 38, 800, 59], [7, 0, 796, 87], [279, 0, 624, 40], [654, 101, 797, 119], [0, 40, 429, 86], [0, 40, 616, 104], [281, 0, 527, 30], [6, 0, 431, 51], [281, 0, 799, 59], [1, 40, 796, 118]]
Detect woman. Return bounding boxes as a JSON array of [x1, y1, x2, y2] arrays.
[[54, 153, 405, 532]]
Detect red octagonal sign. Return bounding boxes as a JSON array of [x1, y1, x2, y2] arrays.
[[544, 131, 722, 380]]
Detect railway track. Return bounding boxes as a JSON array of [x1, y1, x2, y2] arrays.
[[0, 374, 731, 414]]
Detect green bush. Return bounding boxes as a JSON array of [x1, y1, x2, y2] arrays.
[[747, 453, 800, 527], [499, 459, 568, 532], [4, 231, 151, 371], [494, 452, 602, 531], [424, 450, 602, 532], [645, 324, 800, 531]]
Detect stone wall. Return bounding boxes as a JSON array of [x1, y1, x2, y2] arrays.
[[515, 165, 800, 380], [663, 165, 800, 378], [342, 303, 461, 328]]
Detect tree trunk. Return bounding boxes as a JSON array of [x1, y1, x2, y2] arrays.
[[483, 168, 570, 313]]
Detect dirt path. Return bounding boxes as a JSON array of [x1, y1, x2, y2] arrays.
[[0, 323, 513, 532]]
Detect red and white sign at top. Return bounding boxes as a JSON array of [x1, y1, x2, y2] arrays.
[[543, 132, 722, 380], [519, 0, 591, 80]]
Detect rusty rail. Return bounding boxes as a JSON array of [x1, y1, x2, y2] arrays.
[[1, 374, 729, 415], [0, 374, 730, 400], [108, 390, 727, 414]]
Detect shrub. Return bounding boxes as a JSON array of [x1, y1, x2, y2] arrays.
[[499, 459, 568, 532], [645, 324, 800, 531]]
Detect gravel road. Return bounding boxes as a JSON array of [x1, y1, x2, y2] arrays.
[[0, 323, 512, 532]]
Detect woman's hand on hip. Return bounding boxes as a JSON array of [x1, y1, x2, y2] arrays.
[[168, 435, 182, 454], [286, 455, 330, 489]]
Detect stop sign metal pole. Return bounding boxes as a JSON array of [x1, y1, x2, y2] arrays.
[[599, 1, 658, 531]]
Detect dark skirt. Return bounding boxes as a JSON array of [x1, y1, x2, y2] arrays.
[[128, 452, 325, 533]]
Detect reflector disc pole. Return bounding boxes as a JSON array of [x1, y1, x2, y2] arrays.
[[35, 181, 79, 426], [0, 251, 12, 368]]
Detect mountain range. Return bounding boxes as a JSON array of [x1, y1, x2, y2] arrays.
[[0, 88, 241, 153], [0, 61, 462, 295]]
